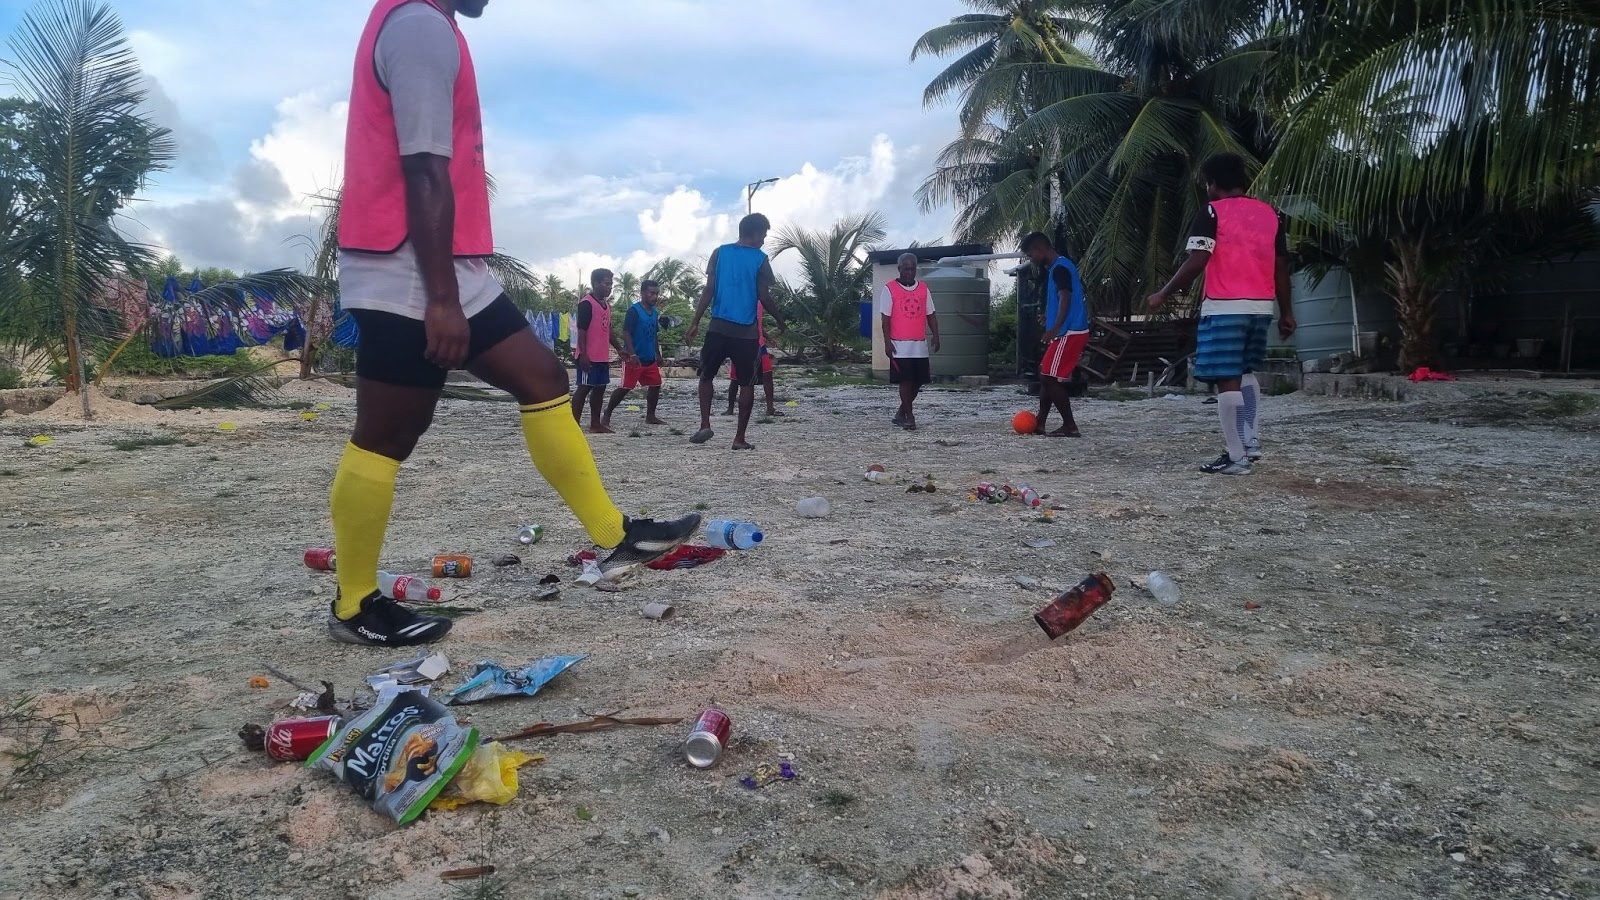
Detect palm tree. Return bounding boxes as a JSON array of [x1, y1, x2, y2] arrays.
[[1260, 0, 1600, 368], [913, 1, 1096, 131], [922, 0, 1280, 313], [768, 213, 887, 361], [0, 0, 173, 407]]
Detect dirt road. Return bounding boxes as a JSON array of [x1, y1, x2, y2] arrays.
[[1, 376, 1595, 899]]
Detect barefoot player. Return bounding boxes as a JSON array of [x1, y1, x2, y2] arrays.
[[878, 253, 940, 430], [602, 278, 667, 427], [1021, 232, 1089, 437], [572, 268, 623, 434]]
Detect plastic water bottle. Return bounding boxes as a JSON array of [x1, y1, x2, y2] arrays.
[[378, 571, 441, 603], [705, 520, 763, 550], [796, 497, 830, 518], [1147, 571, 1180, 606], [1016, 484, 1041, 508]]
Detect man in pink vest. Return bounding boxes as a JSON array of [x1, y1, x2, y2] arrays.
[[876, 253, 940, 430], [1148, 153, 1297, 476], [571, 268, 623, 434], [326, 0, 698, 648]]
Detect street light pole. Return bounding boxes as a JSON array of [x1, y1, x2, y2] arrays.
[[746, 177, 779, 214]]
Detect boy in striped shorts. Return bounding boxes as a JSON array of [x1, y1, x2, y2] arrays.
[[1148, 154, 1296, 475]]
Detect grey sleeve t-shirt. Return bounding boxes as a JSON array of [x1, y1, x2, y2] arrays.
[[338, 2, 502, 322]]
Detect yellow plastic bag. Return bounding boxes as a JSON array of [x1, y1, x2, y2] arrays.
[[430, 742, 542, 811]]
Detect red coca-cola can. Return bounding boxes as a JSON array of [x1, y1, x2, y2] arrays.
[[265, 715, 341, 762], [304, 547, 336, 572], [1034, 573, 1116, 640], [683, 708, 732, 768]]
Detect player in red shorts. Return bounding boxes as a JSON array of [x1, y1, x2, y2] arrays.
[[724, 304, 782, 419], [1022, 232, 1089, 437], [602, 279, 667, 427]]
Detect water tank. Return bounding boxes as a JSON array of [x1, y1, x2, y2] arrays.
[[923, 265, 991, 378], [1291, 268, 1399, 361]]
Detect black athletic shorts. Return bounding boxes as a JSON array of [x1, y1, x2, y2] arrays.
[[350, 294, 529, 389], [889, 356, 932, 386], [700, 331, 760, 387]]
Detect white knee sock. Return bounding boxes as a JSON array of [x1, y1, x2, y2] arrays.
[[1219, 391, 1248, 462], [1240, 374, 1261, 445]]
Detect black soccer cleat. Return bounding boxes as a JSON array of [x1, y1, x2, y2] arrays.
[[599, 513, 702, 580], [327, 591, 452, 647]]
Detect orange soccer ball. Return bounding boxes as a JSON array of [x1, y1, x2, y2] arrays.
[[1012, 410, 1038, 435]]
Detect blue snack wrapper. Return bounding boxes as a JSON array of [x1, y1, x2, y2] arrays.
[[447, 655, 587, 706]]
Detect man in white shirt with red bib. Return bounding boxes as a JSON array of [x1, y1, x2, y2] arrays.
[[876, 253, 941, 430]]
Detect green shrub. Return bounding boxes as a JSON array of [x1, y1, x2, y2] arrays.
[[0, 361, 21, 390]]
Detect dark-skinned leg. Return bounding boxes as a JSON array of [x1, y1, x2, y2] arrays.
[[1034, 378, 1054, 434], [763, 370, 781, 416], [601, 386, 628, 427], [571, 385, 590, 423], [733, 382, 756, 449], [587, 384, 611, 433], [692, 376, 716, 442], [645, 385, 665, 424], [1050, 387, 1081, 437], [466, 328, 625, 547], [724, 379, 736, 416]]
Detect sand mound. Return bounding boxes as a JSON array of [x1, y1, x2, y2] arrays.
[[29, 385, 167, 423]]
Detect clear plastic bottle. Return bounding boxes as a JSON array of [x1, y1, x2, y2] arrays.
[[378, 571, 442, 603], [1016, 484, 1042, 508], [1146, 571, 1180, 606], [796, 497, 830, 518], [705, 520, 764, 550]]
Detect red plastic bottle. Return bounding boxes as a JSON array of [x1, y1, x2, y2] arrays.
[[1034, 573, 1116, 640]]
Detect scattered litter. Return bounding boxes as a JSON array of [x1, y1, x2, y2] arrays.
[[1034, 573, 1116, 640], [368, 651, 450, 688], [27, 435, 53, 447], [969, 482, 1044, 507], [1025, 538, 1057, 549], [705, 520, 763, 550], [300, 412, 318, 422], [594, 580, 624, 593], [540, 573, 561, 584], [313, 403, 332, 412], [447, 656, 586, 706], [684, 708, 732, 768], [532, 583, 561, 601], [641, 602, 676, 621], [238, 723, 265, 752], [307, 687, 478, 826], [575, 561, 603, 586], [865, 470, 889, 483], [429, 741, 543, 810], [1014, 576, 1041, 590], [517, 525, 544, 545], [740, 761, 796, 789], [1163, 393, 1185, 401], [1409, 367, 1458, 383], [379, 570, 441, 602], [1146, 571, 1180, 606], [1245, 600, 1262, 610], [249, 676, 271, 689], [440, 867, 495, 883], [567, 549, 598, 567], [217, 422, 237, 433], [492, 554, 522, 567], [265, 715, 342, 762], [303, 547, 336, 571], [784, 400, 799, 407], [432, 554, 473, 578], [493, 712, 683, 743], [796, 496, 830, 518], [646, 545, 726, 570]]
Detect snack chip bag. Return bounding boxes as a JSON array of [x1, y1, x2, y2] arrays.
[[306, 687, 478, 825]]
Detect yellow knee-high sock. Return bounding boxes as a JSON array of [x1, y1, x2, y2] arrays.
[[330, 442, 401, 618], [520, 398, 626, 547]]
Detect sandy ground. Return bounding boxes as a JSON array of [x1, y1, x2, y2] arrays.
[[0, 373, 1596, 900]]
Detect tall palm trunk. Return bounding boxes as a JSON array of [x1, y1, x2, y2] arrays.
[[1387, 231, 1437, 372]]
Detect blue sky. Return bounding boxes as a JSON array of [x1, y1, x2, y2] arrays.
[[0, 0, 975, 280]]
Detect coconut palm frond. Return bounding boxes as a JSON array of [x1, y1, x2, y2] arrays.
[[150, 361, 287, 410]]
